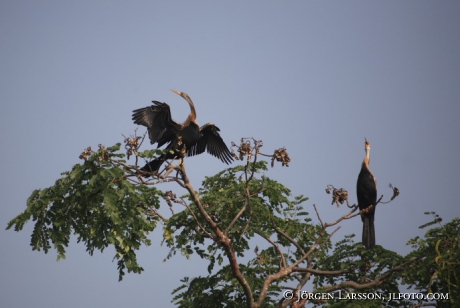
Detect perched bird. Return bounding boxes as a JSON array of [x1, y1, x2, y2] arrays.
[[356, 139, 377, 249], [132, 90, 233, 175]]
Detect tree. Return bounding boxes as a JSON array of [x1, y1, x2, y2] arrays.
[[402, 213, 459, 307], [7, 135, 457, 307]]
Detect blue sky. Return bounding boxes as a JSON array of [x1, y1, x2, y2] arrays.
[[1, 1, 459, 307]]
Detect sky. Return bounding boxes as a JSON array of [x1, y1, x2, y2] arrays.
[[1, 1, 460, 307]]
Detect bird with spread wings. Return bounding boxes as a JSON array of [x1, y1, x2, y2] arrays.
[[132, 90, 233, 175]]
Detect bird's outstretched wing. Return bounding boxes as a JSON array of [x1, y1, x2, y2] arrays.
[[132, 101, 181, 145], [188, 123, 233, 164]]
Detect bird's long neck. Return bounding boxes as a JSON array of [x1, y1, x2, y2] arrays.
[[362, 148, 371, 169], [182, 96, 197, 126], [188, 102, 197, 123]]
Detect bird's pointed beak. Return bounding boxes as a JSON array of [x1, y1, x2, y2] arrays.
[[170, 89, 181, 96]]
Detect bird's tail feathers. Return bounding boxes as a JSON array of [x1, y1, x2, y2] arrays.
[[139, 156, 165, 177], [362, 216, 375, 249]]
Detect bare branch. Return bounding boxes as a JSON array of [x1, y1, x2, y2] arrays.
[[313, 204, 323, 226], [292, 267, 350, 276], [256, 231, 287, 269], [225, 143, 264, 236], [323, 206, 360, 228], [225, 196, 248, 236], [380, 183, 400, 204], [319, 258, 419, 293], [145, 209, 167, 222], [257, 222, 341, 307], [291, 226, 341, 269], [272, 223, 306, 256], [179, 198, 215, 240], [177, 162, 255, 307], [291, 261, 314, 307]]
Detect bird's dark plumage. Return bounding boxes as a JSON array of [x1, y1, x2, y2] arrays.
[[188, 123, 233, 164], [132, 101, 180, 145], [356, 139, 377, 249], [132, 90, 233, 175]]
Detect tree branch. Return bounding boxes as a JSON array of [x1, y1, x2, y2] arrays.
[[224, 187, 249, 236], [180, 198, 215, 240], [179, 163, 255, 308], [291, 267, 350, 276], [272, 223, 306, 256], [319, 257, 419, 293], [256, 231, 287, 269]]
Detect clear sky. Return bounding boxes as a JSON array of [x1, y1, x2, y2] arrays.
[[1, 1, 459, 307]]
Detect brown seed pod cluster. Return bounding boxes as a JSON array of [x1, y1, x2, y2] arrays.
[[271, 147, 290, 167]]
